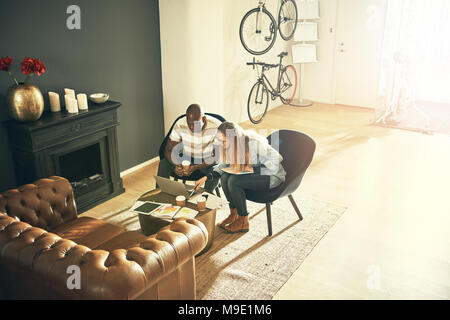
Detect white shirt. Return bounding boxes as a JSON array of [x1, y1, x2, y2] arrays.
[[169, 115, 221, 159]]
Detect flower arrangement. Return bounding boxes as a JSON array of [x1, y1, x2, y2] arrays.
[[0, 56, 46, 86]]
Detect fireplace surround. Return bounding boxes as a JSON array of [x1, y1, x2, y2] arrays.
[[3, 100, 124, 213]]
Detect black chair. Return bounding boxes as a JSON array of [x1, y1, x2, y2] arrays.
[[245, 130, 316, 236], [158, 113, 226, 196]]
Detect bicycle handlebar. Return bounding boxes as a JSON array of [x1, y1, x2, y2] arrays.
[[246, 62, 278, 68]]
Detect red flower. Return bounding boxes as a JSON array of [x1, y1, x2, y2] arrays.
[[0, 56, 13, 72], [21, 57, 46, 76], [33, 58, 46, 76], [21, 57, 34, 75]]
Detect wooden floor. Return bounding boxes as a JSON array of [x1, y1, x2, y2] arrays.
[[84, 102, 450, 299]]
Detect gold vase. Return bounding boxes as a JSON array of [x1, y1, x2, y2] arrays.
[[6, 83, 44, 122]]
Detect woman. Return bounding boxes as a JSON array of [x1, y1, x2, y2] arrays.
[[194, 121, 286, 233]]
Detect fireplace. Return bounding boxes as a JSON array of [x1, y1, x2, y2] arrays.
[[4, 100, 124, 213], [59, 143, 103, 188]]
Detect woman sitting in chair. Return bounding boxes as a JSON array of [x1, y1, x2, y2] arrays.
[[194, 121, 286, 233]]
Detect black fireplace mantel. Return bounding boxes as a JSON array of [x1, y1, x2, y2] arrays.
[[4, 100, 125, 213]]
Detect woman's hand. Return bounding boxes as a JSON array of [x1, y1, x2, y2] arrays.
[[194, 176, 207, 190]]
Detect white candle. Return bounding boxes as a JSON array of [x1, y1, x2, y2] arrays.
[[65, 94, 79, 114], [48, 91, 61, 112], [77, 93, 88, 110], [64, 88, 76, 99]]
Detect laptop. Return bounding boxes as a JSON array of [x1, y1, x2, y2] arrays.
[[154, 176, 202, 199]]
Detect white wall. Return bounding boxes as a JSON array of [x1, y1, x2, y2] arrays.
[[159, 0, 292, 132], [159, 0, 224, 133], [159, 0, 392, 122], [300, 0, 388, 107], [301, 0, 338, 104], [223, 0, 293, 122]]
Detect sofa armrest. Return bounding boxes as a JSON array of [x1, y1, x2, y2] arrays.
[[95, 217, 208, 299], [0, 213, 207, 299], [0, 176, 77, 231]]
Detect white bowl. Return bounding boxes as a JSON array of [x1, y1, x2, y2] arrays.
[[89, 93, 109, 104]]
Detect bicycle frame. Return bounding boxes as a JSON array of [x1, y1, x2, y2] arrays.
[[256, 56, 287, 100], [255, 0, 287, 31], [260, 72, 281, 101], [256, 0, 266, 32]]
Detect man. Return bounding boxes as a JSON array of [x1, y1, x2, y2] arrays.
[[157, 104, 222, 193]]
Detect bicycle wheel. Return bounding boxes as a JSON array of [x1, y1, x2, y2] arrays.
[[248, 81, 269, 124], [279, 65, 297, 104], [240, 7, 277, 55], [278, 0, 298, 41]]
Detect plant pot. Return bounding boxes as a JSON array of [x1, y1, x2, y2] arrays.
[[6, 83, 44, 122]]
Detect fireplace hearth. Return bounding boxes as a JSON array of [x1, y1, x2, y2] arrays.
[[4, 100, 124, 213], [60, 143, 102, 185]]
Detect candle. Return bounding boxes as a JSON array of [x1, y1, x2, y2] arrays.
[[77, 93, 88, 110], [48, 91, 61, 112], [64, 88, 76, 99], [65, 94, 79, 114]]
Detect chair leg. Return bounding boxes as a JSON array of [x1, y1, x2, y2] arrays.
[[215, 187, 221, 197], [266, 203, 273, 237], [288, 194, 303, 221]]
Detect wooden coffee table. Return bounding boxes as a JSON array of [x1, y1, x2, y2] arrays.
[[137, 188, 216, 256]]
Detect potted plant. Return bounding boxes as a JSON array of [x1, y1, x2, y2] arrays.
[[1, 56, 46, 122]]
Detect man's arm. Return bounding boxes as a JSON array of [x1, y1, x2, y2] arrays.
[[182, 160, 211, 176], [182, 151, 218, 175], [165, 120, 183, 166], [164, 138, 185, 176], [164, 138, 182, 165]]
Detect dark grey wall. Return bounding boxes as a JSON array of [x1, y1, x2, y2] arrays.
[[0, 0, 164, 191]]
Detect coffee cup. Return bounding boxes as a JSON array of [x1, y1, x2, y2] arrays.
[[176, 195, 186, 206], [181, 160, 191, 171], [196, 196, 206, 211]]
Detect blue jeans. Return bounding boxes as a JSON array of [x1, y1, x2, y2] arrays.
[[157, 158, 220, 193], [220, 173, 270, 216]]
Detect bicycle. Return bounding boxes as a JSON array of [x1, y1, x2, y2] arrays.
[[246, 51, 297, 124], [240, 0, 298, 55]]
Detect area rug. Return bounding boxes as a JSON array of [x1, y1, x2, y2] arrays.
[[195, 195, 347, 300], [95, 193, 346, 300]]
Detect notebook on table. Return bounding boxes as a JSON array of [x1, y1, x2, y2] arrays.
[[131, 201, 198, 220], [220, 167, 253, 175]]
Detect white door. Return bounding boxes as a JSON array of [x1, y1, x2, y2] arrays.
[[333, 0, 387, 108]]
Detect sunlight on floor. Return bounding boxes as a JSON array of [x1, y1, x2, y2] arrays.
[[84, 103, 450, 299], [272, 105, 450, 299]]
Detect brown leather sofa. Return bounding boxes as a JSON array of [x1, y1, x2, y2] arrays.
[[0, 176, 208, 299]]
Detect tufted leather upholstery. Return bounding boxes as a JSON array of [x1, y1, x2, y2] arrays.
[[0, 177, 208, 300], [51, 216, 126, 249], [0, 176, 77, 231]]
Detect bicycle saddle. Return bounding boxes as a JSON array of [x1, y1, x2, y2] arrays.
[[278, 51, 288, 58]]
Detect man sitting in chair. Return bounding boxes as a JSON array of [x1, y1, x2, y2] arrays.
[[157, 104, 222, 193]]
